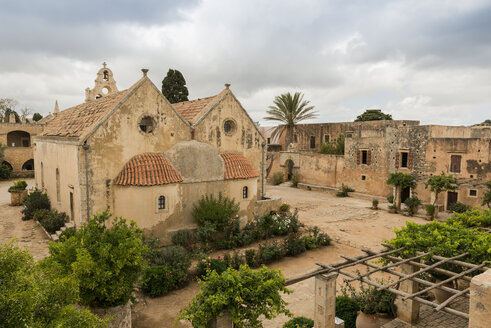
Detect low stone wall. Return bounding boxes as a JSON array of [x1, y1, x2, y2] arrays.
[[91, 302, 132, 328], [254, 197, 282, 216]]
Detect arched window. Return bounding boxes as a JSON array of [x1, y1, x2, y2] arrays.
[[242, 186, 248, 199], [56, 168, 60, 202], [103, 70, 109, 81], [158, 195, 166, 210]]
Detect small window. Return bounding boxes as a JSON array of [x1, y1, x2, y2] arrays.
[[401, 152, 409, 168], [103, 70, 109, 81], [267, 137, 271, 144], [293, 134, 298, 143], [158, 196, 166, 210], [324, 134, 330, 143], [139, 116, 155, 133], [310, 136, 316, 149], [469, 190, 477, 197], [223, 120, 236, 135], [361, 150, 368, 164], [242, 186, 248, 199], [346, 133, 353, 138], [361, 175, 366, 180]]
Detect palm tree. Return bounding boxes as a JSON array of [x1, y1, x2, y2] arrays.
[[264, 92, 317, 146]]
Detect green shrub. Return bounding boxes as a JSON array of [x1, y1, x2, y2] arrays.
[[335, 296, 358, 328], [342, 185, 355, 193], [448, 202, 470, 213], [318, 134, 345, 155], [8, 179, 27, 192], [283, 316, 314, 328], [245, 249, 259, 268], [196, 256, 228, 279], [34, 209, 68, 234], [179, 265, 292, 327], [22, 189, 50, 221], [171, 229, 197, 251], [279, 203, 291, 212], [282, 232, 306, 256], [46, 211, 147, 307], [425, 204, 435, 216], [150, 246, 191, 286], [59, 227, 76, 242], [230, 251, 245, 269], [291, 173, 299, 187], [141, 265, 179, 297], [337, 184, 354, 197], [258, 242, 285, 264], [387, 194, 394, 204], [342, 281, 394, 315], [447, 209, 491, 228], [0, 163, 12, 180], [272, 172, 284, 185], [316, 232, 331, 246], [301, 235, 317, 250], [372, 199, 379, 207], [404, 196, 421, 209], [482, 181, 491, 208]]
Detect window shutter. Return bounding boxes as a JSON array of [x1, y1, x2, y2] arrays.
[[367, 150, 372, 165], [356, 150, 361, 165], [395, 152, 400, 168], [408, 152, 413, 169]]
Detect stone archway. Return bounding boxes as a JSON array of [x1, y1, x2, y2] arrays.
[[2, 161, 13, 171], [7, 130, 31, 147], [22, 159, 34, 171], [285, 159, 294, 181]]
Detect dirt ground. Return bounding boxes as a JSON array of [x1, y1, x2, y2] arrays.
[[132, 184, 429, 328], [0, 180, 431, 327], [0, 179, 50, 260]]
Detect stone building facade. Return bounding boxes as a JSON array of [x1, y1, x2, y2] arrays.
[[270, 121, 491, 210], [0, 121, 43, 176], [34, 65, 266, 243]]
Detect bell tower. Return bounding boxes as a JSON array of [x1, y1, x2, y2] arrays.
[[85, 62, 119, 102]]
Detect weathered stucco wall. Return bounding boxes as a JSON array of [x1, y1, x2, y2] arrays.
[[86, 79, 191, 218], [34, 139, 82, 225]]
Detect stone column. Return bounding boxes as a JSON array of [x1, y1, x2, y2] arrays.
[[469, 269, 491, 328], [314, 272, 338, 328], [395, 264, 420, 324]]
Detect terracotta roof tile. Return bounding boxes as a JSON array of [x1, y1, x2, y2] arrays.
[[41, 79, 142, 140], [172, 89, 227, 124], [221, 153, 259, 180], [114, 153, 183, 186]]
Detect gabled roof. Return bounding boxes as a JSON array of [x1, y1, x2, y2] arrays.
[[173, 89, 227, 125], [41, 79, 144, 140], [221, 153, 259, 180], [114, 153, 183, 186]]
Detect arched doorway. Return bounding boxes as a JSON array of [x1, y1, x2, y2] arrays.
[[286, 159, 294, 181], [7, 130, 31, 147], [401, 187, 411, 203], [22, 159, 34, 171]]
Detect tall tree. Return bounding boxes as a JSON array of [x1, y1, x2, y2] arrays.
[[0, 98, 20, 122], [32, 113, 43, 122], [264, 92, 317, 146], [355, 109, 392, 122], [482, 119, 491, 125], [161, 69, 189, 103], [386, 173, 416, 211], [425, 172, 458, 208]]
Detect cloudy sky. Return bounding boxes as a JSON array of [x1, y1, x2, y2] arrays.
[[1, 0, 490, 126]]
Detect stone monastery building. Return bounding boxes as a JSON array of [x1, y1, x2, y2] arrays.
[[34, 65, 265, 243]]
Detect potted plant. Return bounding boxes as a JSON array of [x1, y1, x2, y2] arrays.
[[8, 180, 28, 206], [388, 204, 397, 214], [404, 196, 421, 215], [425, 204, 435, 220], [371, 199, 379, 210]]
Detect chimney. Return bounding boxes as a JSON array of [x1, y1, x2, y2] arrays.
[[141, 69, 149, 77]]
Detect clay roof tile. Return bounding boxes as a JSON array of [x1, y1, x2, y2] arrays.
[[221, 153, 259, 180]]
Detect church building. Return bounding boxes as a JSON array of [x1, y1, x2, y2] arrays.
[[34, 64, 265, 243]]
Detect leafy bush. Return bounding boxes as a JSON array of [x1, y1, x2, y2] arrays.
[[272, 172, 284, 185], [196, 256, 228, 279], [141, 265, 180, 297], [245, 249, 259, 268], [282, 232, 306, 256], [425, 204, 435, 216], [342, 281, 394, 315], [280, 203, 291, 212], [336, 184, 354, 197], [1, 242, 105, 327], [335, 296, 358, 328], [482, 181, 491, 208], [46, 211, 147, 307], [291, 173, 299, 187], [316, 232, 331, 246], [258, 242, 285, 264], [447, 209, 491, 228], [0, 163, 12, 180], [179, 265, 292, 327], [34, 209, 68, 234], [372, 199, 379, 208], [172, 229, 197, 251], [448, 202, 470, 213], [386, 220, 491, 272], [318, 134, 345, 155], [150, 246, 191, 287], [404, 196, 421, 209], [59, 227, 76, 241], [22, 189, 50, 221], [8, 179, 27, 192], [283, 316, 314, 328], [301, 235, 317, 250], [387, 194, 394, 204]]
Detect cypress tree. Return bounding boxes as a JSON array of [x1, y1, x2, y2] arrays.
[[161, 69, 189, 103]]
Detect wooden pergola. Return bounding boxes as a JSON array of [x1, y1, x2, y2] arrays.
[[285, 243, 489, 327]]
